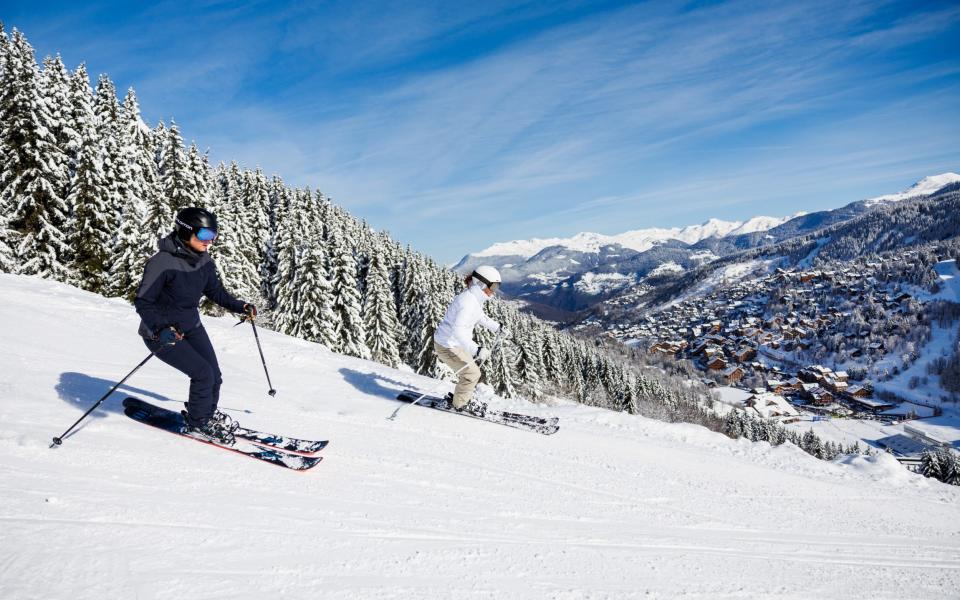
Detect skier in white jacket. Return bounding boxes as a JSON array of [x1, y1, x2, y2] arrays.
[[433, 265, 507, 414]]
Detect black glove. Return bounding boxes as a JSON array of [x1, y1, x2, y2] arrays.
[[156, 326, 182, 346], [243, 303, 258, 320]]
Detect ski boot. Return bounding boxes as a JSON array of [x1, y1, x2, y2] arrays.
[[210, 409, 241, 432], [181, 418, 237, 444], [182, 406, 241, 435], [453, 397, 487, 418]]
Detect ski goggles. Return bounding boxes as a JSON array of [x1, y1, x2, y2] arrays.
[[175, 216, 218, 242], [195, 227, 218, 242]]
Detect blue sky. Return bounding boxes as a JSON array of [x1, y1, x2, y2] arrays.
[[5, 0, 960, 263]]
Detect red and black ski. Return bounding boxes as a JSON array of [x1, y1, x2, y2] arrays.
[[122, 397, 323, 471]]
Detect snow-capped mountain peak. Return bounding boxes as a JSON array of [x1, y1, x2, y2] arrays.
[[864, 172, 960, 206], [473, 215, 790, 260]]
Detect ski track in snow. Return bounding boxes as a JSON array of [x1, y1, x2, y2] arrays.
[[1, 274, 959, 599]]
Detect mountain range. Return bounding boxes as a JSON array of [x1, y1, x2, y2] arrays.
[[455, 173, 960, 318]]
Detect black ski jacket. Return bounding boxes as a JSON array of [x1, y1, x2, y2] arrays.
[[134, 233, 246, 339]]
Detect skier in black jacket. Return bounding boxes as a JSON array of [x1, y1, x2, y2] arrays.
[[134, 207, 256, 443]]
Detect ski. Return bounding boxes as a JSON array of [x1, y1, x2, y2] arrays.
[[122, 397, 323, 471], [231, 425, 328, 456], [396, 390, 559, 435], [161, 398, 327, 454]]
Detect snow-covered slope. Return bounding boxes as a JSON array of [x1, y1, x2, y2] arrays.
[[2, 274, 959, 599], [864, 172, 960, 206]]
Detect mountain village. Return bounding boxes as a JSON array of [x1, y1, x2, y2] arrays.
[[591, 248, 960, 465]]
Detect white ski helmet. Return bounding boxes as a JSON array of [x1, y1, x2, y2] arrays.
[[471, 265, 502, 291]]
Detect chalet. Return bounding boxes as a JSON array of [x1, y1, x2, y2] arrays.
[[846, 385, 871, 398], [746, 393, 800, 418], [766, 380, 788, 394], [733, 347, 757, 362], [823, 378, 849, 394], [808, 387, 834, 406], [689, 341, 711, 356], [703, 347, 723, 360], [833, 371, 849, 382], [706, 356, 727, 371], [722, 366, 746, 383], [651, 342, 680, 356], [847, 396, 896, 413]]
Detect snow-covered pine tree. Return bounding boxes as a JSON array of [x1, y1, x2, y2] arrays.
[[40, 55, 76, 196], [541, 328, 565, 388], [362, 248, 402, 367], [114, 87, 160, 268], [106, 194, 149, 301], [1, 31, 71, 280], [620, 374, 639, 414], [329, 228, 370, 359], [406, 258, 446, 376], [244, 168, 270, 263], [210, 163, 258, 304], [272, 193, 302, 336], [801, 429, 823, 459], [514, 317, 546, 399], [487, 331, 519, 398], [93, 74, 124, 237], [186, 144, 214, 206], [67, 68, 112, 293], [260, 175, 288, 309], [232, 167, 270, 306], [145, 120, 173, 236], [0, 24, 13, 272], [396, 253, 420, 360], [160, 120, 191, 212], [295, 240, 337, 347]]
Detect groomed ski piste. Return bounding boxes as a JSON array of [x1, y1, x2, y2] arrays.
[[1, 273, 958, 599]]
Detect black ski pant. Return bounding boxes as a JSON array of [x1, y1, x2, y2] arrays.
[[144, 326, 222, 427]]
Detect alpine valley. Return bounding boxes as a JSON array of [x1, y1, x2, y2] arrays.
[[457, 174, 960, 318]]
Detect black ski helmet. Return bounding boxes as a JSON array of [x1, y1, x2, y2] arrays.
[[174, 207, 218, 242]]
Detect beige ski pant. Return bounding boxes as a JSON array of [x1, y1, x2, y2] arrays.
[[433, 341, 481, 409]]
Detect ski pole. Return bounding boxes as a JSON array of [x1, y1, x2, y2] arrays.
[[389, 332, 504, 421], [238, 315, 276, 397], [51, 351, 157, 447]]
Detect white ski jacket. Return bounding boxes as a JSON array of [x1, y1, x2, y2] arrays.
[[434, 282, 501, 357]]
